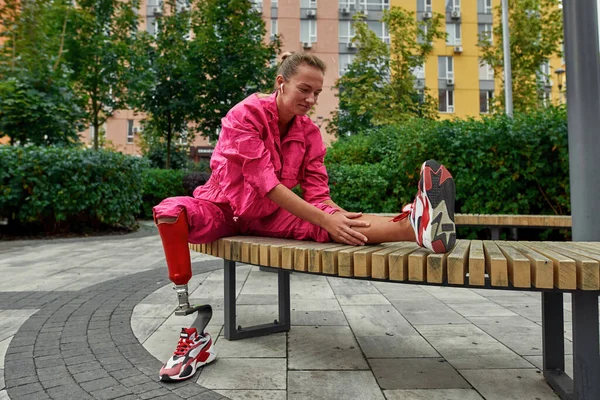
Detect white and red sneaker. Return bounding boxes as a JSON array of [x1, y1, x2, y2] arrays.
[[159, 327, 217, 382], [393, 160, 456, 253]]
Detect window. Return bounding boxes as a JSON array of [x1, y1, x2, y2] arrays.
[[446, 0, 460, 12], [446, 23, 461, 45], [539, 60, 551, 86], [439, 89, 454, 113], [272, 0, 278, 7], [178, 129, 188, 145], [339, 0, 354, 9], [367, 21, 389, 44], [301, 0, 317, 8], [358, 0, 390, 11], [270, 19, 278, 38], [90, 125, 96, 141], [478, 59, 494, 80], [301, 20, 317, 44], [412, 63, 425, 80], [438, 56, 454, 79], [127, 120, 134, 144], [480, 90, 493, 113], [417, 22, 428, 44], [542, 91, 551, 107], [478, 23, 493, 43], [250, 0, 263, 13], [339, 21, 355, 44], [339, 53, 356, 76], [423, 0, 432, 12], [484, 0, 492, 13]]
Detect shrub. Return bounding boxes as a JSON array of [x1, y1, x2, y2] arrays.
[[0, 146, 147, 234], [139, 169, 187, 219], [326, 106, 569, 217]]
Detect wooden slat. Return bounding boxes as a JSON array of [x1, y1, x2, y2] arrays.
[[322, 245, 356, 275], [507, 242, 553, 289], [427, 252, 448, 284], [218, 240, 225, 258], [308, 244, 348, 273], [483, 241, 508, 287], [522, 242, 577, 290], [545, 243, 600, 290], [371, 244, 410, 279], [388, 244, 420, 281], [353, 245, 387, 277], [447, 240, 470, 285], [496, 241, 531, 288], [281, 245, 296, 270], [338, 247, 369, 277], [468, 240, 485, 286], [408, 248, 432, 282]]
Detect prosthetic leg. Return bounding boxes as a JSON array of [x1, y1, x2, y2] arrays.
[[157, 209, 212, 335]]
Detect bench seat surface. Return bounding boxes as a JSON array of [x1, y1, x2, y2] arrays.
[[190, 237, 600, 291]]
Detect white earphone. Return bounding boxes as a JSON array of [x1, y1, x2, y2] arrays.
[[280, 83, 284, 93]]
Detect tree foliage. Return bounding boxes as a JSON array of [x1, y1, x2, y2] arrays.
[[478, 0, 563, 113], [135, 0, 195, 169], [329, 8, 445, 137], [189, 0, 280, 142], [0, 0, 84, 145], [64, 0, 147, 149]]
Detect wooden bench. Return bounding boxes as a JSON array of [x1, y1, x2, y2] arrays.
[[190, 236, 598, 400]]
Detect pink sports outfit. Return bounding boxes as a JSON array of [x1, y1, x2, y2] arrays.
[[153, 92, 338, 243]]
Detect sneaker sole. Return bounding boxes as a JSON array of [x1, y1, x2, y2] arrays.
[[159, 349, 217, 382], [420, 160, 456, 253]]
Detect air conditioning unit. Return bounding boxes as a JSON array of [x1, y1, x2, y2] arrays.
[[340, 7, 350, 14], [303, 42, 312, 49], [347, 42, 357, 49], [416, 80, 424, 87], [306, 9, 316, 18], [453, 46, 463, 53], [447, 78, 455, 85], [451, 10, 461, 19], [362, 10, 369, 17], [423, 11, 432, 19], [153, 7, 162, 16], [132, 127, 140, 134], [544, 80, 552, 88]]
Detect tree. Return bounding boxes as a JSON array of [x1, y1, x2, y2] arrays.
[[135, 0, 195, 169], [64, 0, 147, 150], [0, 0, 85, 145], [189, 0, 280, 142], [478, 0, 563, 113], [329, 8, 445, 137]]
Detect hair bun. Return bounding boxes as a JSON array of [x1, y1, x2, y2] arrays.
[[281, 52, 294, 62]]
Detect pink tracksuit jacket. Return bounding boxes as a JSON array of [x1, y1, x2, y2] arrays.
[[153, 92, 338, 244]]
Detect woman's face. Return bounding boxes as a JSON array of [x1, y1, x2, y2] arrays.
[[277, 64, 324, 117]]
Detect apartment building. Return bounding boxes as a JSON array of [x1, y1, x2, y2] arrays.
[[86, 0, 565, 153]]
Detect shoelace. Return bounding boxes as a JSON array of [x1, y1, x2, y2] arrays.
[[174, 336, 196, 356], [390, 203, 414, 223]]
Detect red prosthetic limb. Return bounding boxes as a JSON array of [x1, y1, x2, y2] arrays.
[[157, 209, 192, 286]]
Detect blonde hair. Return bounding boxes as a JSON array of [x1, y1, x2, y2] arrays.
[[277, 52, 327, 82]]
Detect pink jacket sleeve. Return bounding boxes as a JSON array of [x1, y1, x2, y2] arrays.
[[300, 127, 331, 204], [219, 106, 280, 199]]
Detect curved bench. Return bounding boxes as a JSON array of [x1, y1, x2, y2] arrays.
[[190, 236, 599, 400]]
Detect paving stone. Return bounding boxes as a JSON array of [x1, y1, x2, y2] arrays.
[[337, 293, 391, 305], [369, 358, 471, 389], [327, 278, 380, 295], [356, 335, 440, 358], [0, 369, 3, 390], [342, 305, 419, 336], [6, 382, 45, 397], [288, 371, 385, 400], [460, 368, 559, 399], [524, 354, 574, 377], [383, 389, 484, 400], [90, 385, 133, 400], [420, 286, 487, 302], [0, 337, 11, 366], [197, 358, 286, 390], [415, 324, 533, 369], [79, 376, 120, 392], [214, 389, 287, 400], [290, 310, 347, 326], [288, 326, 368, 370], [215, 332, 286, 358], [389, 299, 469, 325], [290, 298, 341, 311], [445, 301, 520, 317]]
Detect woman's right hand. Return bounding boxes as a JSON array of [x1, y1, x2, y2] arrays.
[[322, 212, 369, 246]]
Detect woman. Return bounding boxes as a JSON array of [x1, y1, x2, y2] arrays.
[[155, 52, 456, 381]]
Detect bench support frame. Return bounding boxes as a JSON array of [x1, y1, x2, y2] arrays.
[[223, 260, 291, 341], [543, 291, 600, 400]]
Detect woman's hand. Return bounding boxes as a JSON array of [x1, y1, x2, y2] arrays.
[[322, 211, 370, 245]]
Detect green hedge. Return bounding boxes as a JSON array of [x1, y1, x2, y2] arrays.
[[326, 106, 570, 217], [139, 169, 187, 219], [0, 146, 147, 233]]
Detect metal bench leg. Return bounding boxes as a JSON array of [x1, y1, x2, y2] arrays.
[[571, 292, 600, 400], [542, 292, 571, 399], [223, 260, 291, 341]]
